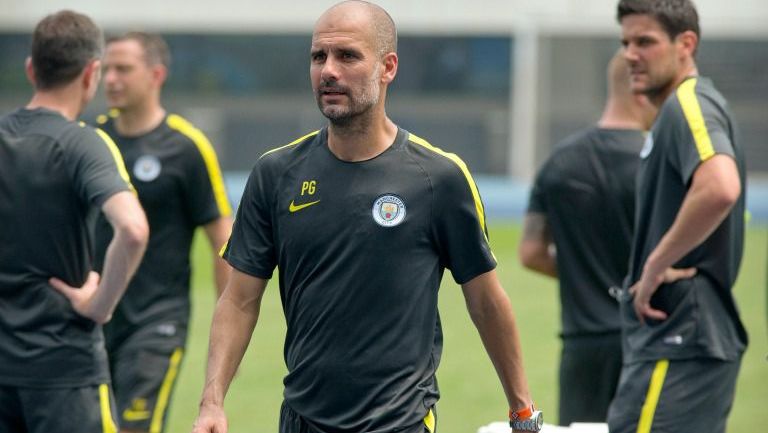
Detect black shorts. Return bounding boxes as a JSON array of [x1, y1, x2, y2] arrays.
[[0, 383, 118, 433], [107, 321, 187, 433], [278, 401, 436, 433], [558, 332, 622, 425], [607, 357, 741, 433]]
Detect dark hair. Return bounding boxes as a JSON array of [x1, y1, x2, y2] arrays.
[[617, 0, 700, 41], [31, 10, 103, 90], [107, 31, 171, 70]]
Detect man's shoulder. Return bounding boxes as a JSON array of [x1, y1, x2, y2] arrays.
[[402, 131, 472, 177], [662, 76, 728, 122], [540, 127, 600, 171], [258, 129, 322, 166]]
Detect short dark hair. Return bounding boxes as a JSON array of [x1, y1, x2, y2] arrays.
[[107, 32, 171, 70], [617, 0, 700, 41], [31, 10, 103, 90]]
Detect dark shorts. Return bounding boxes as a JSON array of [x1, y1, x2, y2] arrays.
[[0, 384, 118, 433], [107, 321, 187, 433], [607, 357, 741, 433], [559, 332, 622, 425], [278, 401, 436, 433]]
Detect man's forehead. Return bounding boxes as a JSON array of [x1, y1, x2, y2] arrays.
[[621, 14, 664, 32], [311, 25, 375, 52]]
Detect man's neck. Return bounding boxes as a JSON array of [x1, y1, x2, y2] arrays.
[[115, 102, 166, 137], [327, 112, 398, 162], [650, 64, 699, 108], [26, 87, 83, 121]]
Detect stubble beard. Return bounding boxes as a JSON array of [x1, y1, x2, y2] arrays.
[[317, 67, 381, 129]]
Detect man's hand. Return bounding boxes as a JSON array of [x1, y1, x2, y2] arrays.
[[49, 271, 103, 322], [629, 266, 697, 324], [192, 402, 228, 433]]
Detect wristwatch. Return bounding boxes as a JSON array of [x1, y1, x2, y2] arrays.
[[509, 405, 543, 432]]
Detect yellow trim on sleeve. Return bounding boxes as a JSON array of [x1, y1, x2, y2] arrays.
[[637, 359, 669, 433], [94, 127, 135, 192], [149, 347, 184, 433], [407, 133, 488, 237], [423, 408, 436, 433], [260, 130, 320, 159], [676, 78, 715, 161], [98, 384, 118, 433], [166, 114, 233, 217]]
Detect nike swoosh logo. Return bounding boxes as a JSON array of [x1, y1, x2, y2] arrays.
[[122, 409, 151, 421], [289, 199, 321, 213]]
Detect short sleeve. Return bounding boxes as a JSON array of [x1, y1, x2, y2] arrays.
[[431, 160, 496, 285], [63, 125, 132, 208], [181, 136, 232, 226], [672, 80, 736, 184], [222, 159, 277, 279]]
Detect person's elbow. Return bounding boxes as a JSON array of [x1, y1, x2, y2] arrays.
[[710, 177, 741, 213], [697, 155, 742, 214], [518, 240, 547, 270], [518, 241, 536, 269], [115, 209, 149, 252]]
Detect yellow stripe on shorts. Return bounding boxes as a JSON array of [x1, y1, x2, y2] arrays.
[[424, 407, 436, 433], [150, 347, 184, 433], [98, 384, 117, 433], [637, 359, 669, 433]]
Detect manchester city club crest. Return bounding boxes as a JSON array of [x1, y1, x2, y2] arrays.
[[372, 194, 406, 227], [133, 155, 162, 182]]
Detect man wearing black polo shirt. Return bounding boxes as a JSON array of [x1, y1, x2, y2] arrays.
[[192, 2, 539, 433], [0, 10, 148, 433], [608, 1, 748, 433], [94, 32, 233, 433], [519, 51, 656, 425]]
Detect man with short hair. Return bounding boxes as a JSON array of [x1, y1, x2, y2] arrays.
[[608, 1, 748, 432], [0, 10, 148, 433], [192, 2, 539, 433], [519, 50, 656, 426], [94, 31, 233, 433]]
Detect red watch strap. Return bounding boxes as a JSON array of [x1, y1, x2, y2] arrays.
[[509, 404, 535, 420]]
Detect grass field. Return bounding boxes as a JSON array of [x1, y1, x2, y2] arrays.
[[167, 223, 767, 433]]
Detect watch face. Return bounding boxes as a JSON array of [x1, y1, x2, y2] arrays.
[[535, 412, 544, 429]]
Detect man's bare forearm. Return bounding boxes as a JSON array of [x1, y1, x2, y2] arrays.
[[200, 271, 267, 407], [462, 271, 532, 412]]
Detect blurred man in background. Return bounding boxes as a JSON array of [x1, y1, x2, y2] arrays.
[[519, 49, 656, 425], [94, 31, 232, 433], [192, 1, 539, 432], [0, 10, 148, 432], [608, 1, 747, 432]]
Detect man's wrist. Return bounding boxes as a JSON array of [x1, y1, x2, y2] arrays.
[[509, 404, 535, 421], [509, 404, 543, 432]]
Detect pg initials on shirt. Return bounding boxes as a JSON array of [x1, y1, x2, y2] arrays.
[[301, 180, 317, 195]]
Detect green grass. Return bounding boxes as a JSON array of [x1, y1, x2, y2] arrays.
[[168, 223, 767, 433]]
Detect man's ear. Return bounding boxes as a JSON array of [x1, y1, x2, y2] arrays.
[[380, 52, 398, 85], [82, 59, 102, 90], [676, 30, 699, 59], [25, 57, 37, 87], [152, 63, 168, 87]]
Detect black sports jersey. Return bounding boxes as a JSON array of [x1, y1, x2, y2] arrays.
[[528, 127, 644, 337], [623, 76, 747, 363], [223, 127, 496, 432], [0, 107, 131, 387], [94, 112, 231, 331]]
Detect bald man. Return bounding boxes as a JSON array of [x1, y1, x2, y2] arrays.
[[192, 1, 538, 432], [518, 51, 656, 425]]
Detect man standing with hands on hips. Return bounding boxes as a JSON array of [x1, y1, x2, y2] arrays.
[[609, 1, 748, 432]]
